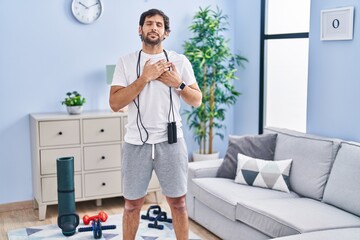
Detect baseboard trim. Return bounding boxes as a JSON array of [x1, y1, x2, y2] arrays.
[[0, 200, 33, 213]]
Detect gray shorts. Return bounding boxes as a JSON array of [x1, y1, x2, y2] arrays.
[[122, 138, 188, 200]]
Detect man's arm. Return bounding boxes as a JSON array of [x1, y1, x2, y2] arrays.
[[178, 82, 202, 108], [109, 77, 147, 112]]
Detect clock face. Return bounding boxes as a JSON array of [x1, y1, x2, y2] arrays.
[[71, 0, 103, 24]]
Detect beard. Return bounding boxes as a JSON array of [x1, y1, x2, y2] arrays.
[[141, 32, 163, 46]]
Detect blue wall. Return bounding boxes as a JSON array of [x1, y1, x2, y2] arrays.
[[7, 0, 359, 205], [307, 0, 360, 141], [233, 1, 261, 135], [0, 0, 256, 204]]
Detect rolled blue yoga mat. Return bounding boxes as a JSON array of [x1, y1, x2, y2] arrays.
[[57, 156, 79, 236]]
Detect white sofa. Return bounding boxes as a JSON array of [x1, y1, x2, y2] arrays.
[[186, 127, 360, 240]]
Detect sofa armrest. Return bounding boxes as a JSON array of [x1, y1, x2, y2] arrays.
[[188, 159, 223, 180], [186, 159, 223, 219]]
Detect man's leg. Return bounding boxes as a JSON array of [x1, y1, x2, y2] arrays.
[[166, 195, 188, 240], [122, 197, 145, 240], [122, 143, 152, 239]]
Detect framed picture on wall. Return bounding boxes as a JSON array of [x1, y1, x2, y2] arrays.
[[320, 6, 354, 41]]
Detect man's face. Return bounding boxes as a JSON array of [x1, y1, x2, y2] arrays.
[[139, 14, 168, 45]]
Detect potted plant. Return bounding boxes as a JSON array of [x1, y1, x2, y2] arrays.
[[61, 91, 86, 115], [183, 6, 248, 161]]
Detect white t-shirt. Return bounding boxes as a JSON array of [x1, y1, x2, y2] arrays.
[[111, 50, 196, 145]]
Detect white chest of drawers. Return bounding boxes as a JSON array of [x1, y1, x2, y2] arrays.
[[30, 111, 161, 220]]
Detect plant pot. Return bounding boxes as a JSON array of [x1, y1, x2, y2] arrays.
[[192, 151, 220, 162], [66, 106, 83, 115]]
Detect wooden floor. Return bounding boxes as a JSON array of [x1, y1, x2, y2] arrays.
[[0, 194, 220, 240]]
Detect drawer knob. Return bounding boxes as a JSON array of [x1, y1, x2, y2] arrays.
[[100, 129, 105, 133], [58, 131, 63, 135], [101, 156, 106, 160], [102, 182, 106, 186]]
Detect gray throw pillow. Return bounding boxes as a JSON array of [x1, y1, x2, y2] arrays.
[[216, 133, 278, 179]]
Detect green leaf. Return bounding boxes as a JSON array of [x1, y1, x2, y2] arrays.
[[62, 91, 86, 106]]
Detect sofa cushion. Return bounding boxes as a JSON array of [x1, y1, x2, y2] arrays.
[[273, 228, 360, 240], [264, 127, 340, 200], [216, 133, 277, 179], [191, 177, 299, 221], [236, 198, 360, 238], [235, 153, 292, 193], [323, 142, 360, 217]]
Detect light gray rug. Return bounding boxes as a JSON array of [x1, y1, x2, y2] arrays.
[[8, 211, 201, 240]]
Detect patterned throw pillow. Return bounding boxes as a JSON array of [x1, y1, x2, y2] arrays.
[[235, 153, 293, 193]]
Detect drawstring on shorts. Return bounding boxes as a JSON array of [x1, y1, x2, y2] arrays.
[[151, 144, 155, 160]]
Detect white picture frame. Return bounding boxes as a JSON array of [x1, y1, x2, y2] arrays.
[[320, 6, 354, 41]]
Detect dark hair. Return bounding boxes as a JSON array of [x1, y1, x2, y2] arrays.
[[139, 9, 171, 33]]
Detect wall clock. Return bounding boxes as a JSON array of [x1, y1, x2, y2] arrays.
[[71, 0, 103, 24]]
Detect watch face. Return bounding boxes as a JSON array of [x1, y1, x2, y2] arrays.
[[180, 82, 186, 90], [177, 82, 186, 91], [72, 0, 103, 24]]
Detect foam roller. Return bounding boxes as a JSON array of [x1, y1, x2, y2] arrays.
[[57, 157, 79, 236]]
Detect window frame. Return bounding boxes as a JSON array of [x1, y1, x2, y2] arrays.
[[259, 0, 309, 133]]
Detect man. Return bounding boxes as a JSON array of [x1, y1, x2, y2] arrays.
[[109, 9, 202, 240]]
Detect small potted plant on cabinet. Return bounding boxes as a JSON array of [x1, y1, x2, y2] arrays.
[[183, 6, 248, 161], [61, 91, 86, 115]]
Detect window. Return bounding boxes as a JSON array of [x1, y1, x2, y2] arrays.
[[260, 0, 311, 133]]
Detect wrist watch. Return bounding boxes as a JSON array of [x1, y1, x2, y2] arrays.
[[176, 81, 186, 91]]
